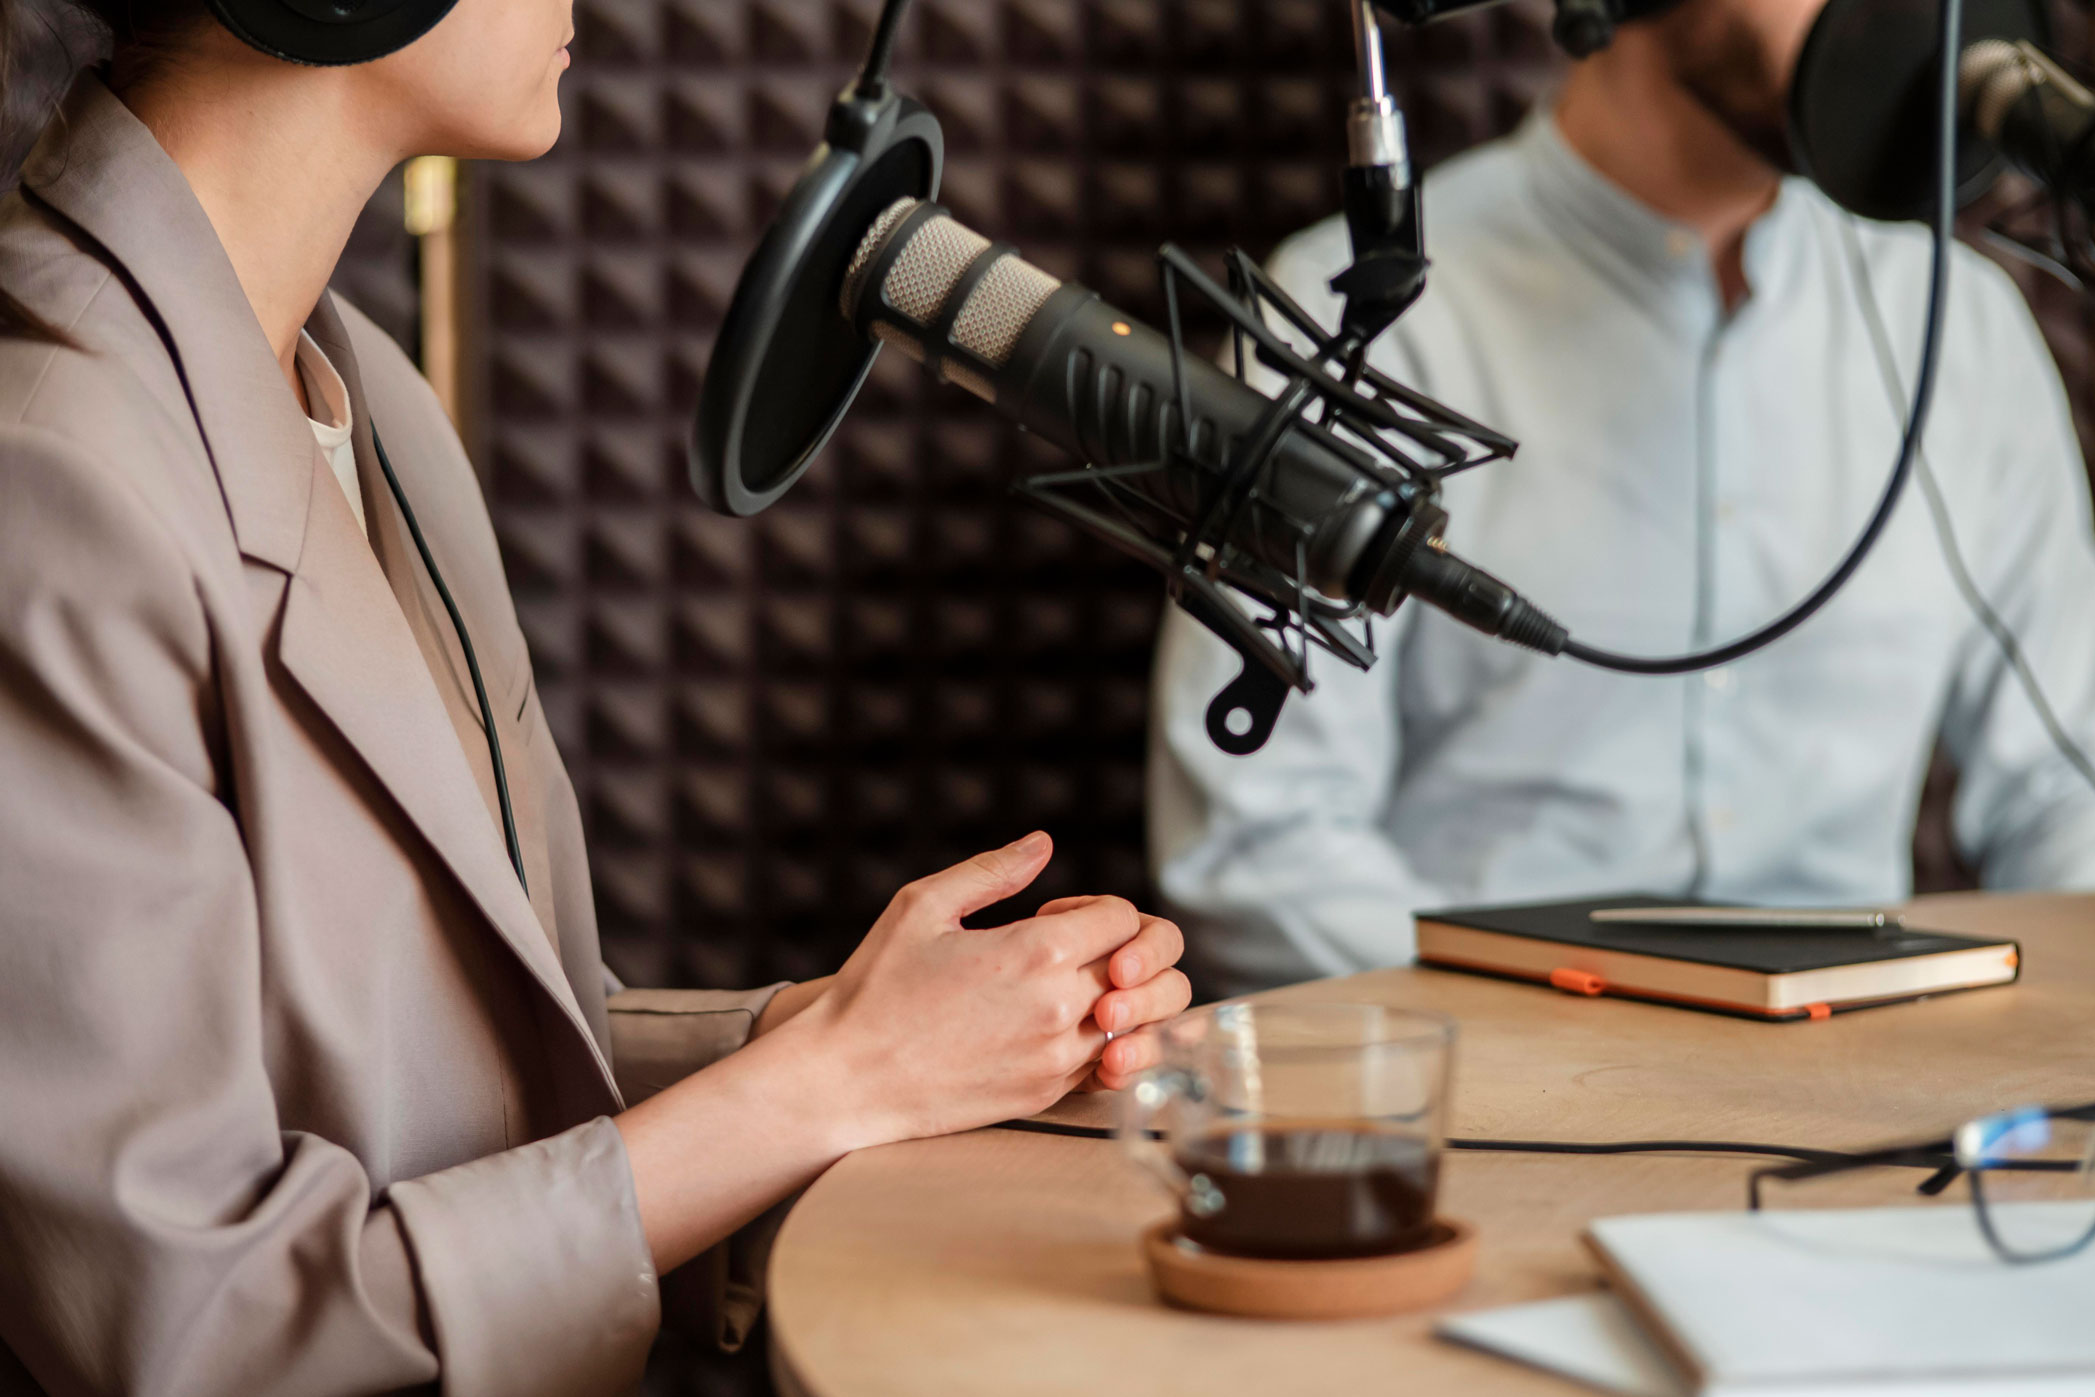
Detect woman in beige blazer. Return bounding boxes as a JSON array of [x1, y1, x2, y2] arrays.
[[0, 3, 1193, 1393]]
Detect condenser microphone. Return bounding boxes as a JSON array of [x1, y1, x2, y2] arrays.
[[1959, 39, 2095, 211], [837, 197, 1569, 647], [694, 73, 1558, 755]]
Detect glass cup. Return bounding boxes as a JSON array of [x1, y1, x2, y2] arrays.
[[1119, 1001, 1456, 1260]]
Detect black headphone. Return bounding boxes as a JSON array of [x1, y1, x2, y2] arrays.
[[1550, 0, 1694, 57], [206, 0, 459, 66], [1374, 0, 1693, 59]]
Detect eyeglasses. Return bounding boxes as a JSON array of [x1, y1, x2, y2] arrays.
[[1749, 1102, 2095, 1264]]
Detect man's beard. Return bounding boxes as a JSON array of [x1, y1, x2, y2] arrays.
[[1665, 14, 1802, 173]]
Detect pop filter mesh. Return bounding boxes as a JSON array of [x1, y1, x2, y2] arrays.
[[700, 128, 937, 514]]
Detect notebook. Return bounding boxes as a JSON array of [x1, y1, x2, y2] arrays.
[[1582, 1204, 2095, 1395], [1413, 896, 2020, 1020], [1439, 1292, 1688, 1396]]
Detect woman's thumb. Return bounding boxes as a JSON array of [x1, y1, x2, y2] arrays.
[[916, 831, 1052, 923]]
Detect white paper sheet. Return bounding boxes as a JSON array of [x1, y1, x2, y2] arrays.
[[1437, 1293, 1689, 1397]]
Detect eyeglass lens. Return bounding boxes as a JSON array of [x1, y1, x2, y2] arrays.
[[1961, 1109, 2095, 1262]]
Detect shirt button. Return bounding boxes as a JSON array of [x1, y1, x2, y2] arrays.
[[1711, 806, 1737, 832], [1666, 230, 1697, 259], [1705, 668, 1734, 693], [1717, 501, 1738, 524]]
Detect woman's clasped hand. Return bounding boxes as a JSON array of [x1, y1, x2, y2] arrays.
[[794, 831, 1193, 1144], [614, 832, 1190, 1273]]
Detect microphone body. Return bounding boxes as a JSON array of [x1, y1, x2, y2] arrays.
[[842, 199, 1404, 604], [1000, 286, 1401, 606], [1961, 39, 2095, 211], [841, 198, 1566, 650]]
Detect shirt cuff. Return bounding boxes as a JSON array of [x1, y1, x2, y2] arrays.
[[387, 1117, 658, 1397]]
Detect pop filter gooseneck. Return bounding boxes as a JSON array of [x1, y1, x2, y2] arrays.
[[690, 37, 943, 517]]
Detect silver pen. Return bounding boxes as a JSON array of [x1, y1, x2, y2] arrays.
[[1589, 906, 1906, 929]]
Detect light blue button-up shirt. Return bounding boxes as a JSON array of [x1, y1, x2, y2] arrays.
[[1149, 111, 2095, 997]]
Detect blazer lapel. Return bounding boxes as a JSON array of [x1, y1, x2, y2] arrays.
[[302, 299, 583, 1031], [274, 473, 605, 1079]]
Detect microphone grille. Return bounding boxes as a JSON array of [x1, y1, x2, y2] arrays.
[[840, 197, 921, 314], [842, 197, 1064, 404], [1961, 39, 2035, 140], [886, 215, 996, 324], [951, 254, 1061, 368]]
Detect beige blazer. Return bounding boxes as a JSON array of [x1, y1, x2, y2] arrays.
[[0, 79, 784, 1397]]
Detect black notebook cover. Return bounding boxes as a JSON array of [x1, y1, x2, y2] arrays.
[[1421, 895, 2013, 974]]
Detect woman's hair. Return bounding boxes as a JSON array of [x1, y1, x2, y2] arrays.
[[64, 2, 211, 73], [2, 0, 211, 343]]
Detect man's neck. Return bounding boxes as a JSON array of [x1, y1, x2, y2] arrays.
[[118, 46, 400, 406], [1553, 50, 1783, 311]]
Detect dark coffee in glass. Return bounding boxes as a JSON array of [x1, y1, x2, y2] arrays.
[[1123, 1003, 1455, 1261], [1172, 1123, 1440, 1259]]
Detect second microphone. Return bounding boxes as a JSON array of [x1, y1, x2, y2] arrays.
[[838, 196, 1568, 653]]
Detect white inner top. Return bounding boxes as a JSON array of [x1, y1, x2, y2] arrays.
[[295, 330, 367, 539]]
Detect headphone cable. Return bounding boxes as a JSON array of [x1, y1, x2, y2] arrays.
[[373, 430, 530, 894]]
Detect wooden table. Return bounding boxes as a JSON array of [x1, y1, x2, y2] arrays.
[[768, 893, 2094, 1396]]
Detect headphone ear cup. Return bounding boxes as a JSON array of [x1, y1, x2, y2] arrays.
[[205, 0, 461, 66], [1548, 0, 1692, 58]]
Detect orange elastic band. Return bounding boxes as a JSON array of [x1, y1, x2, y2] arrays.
[[1549, 967, 1607, 997]]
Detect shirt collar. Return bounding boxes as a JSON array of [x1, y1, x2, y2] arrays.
[[1516, 105, 1810, 331], [295, 330, 356, 446]]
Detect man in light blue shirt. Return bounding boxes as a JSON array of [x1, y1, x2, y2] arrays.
[[1149, 0, 2095, 997]]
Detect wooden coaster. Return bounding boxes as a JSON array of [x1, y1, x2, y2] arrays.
[[1142, 1218, 1478, 1320]]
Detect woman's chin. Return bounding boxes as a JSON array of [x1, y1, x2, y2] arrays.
[[456, 115, 564, 164]]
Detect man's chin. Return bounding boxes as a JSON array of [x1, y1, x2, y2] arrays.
[[1661, 1, 1806, 179], [1722, 110, 1801, 176], [1682, 76, 1802, 176]]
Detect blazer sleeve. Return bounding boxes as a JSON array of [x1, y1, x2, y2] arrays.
[[0, 426, 656, 1397]]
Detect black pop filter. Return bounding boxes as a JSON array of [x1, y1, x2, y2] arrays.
[[1789, 0, 2048, 221], [692, 89, 944, 518]]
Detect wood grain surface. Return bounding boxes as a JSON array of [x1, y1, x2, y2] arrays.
[[768, 893, 2095, 1397]]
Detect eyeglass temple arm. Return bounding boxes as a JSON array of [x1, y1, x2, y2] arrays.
[[1747, 1143, 1958, 1210]]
